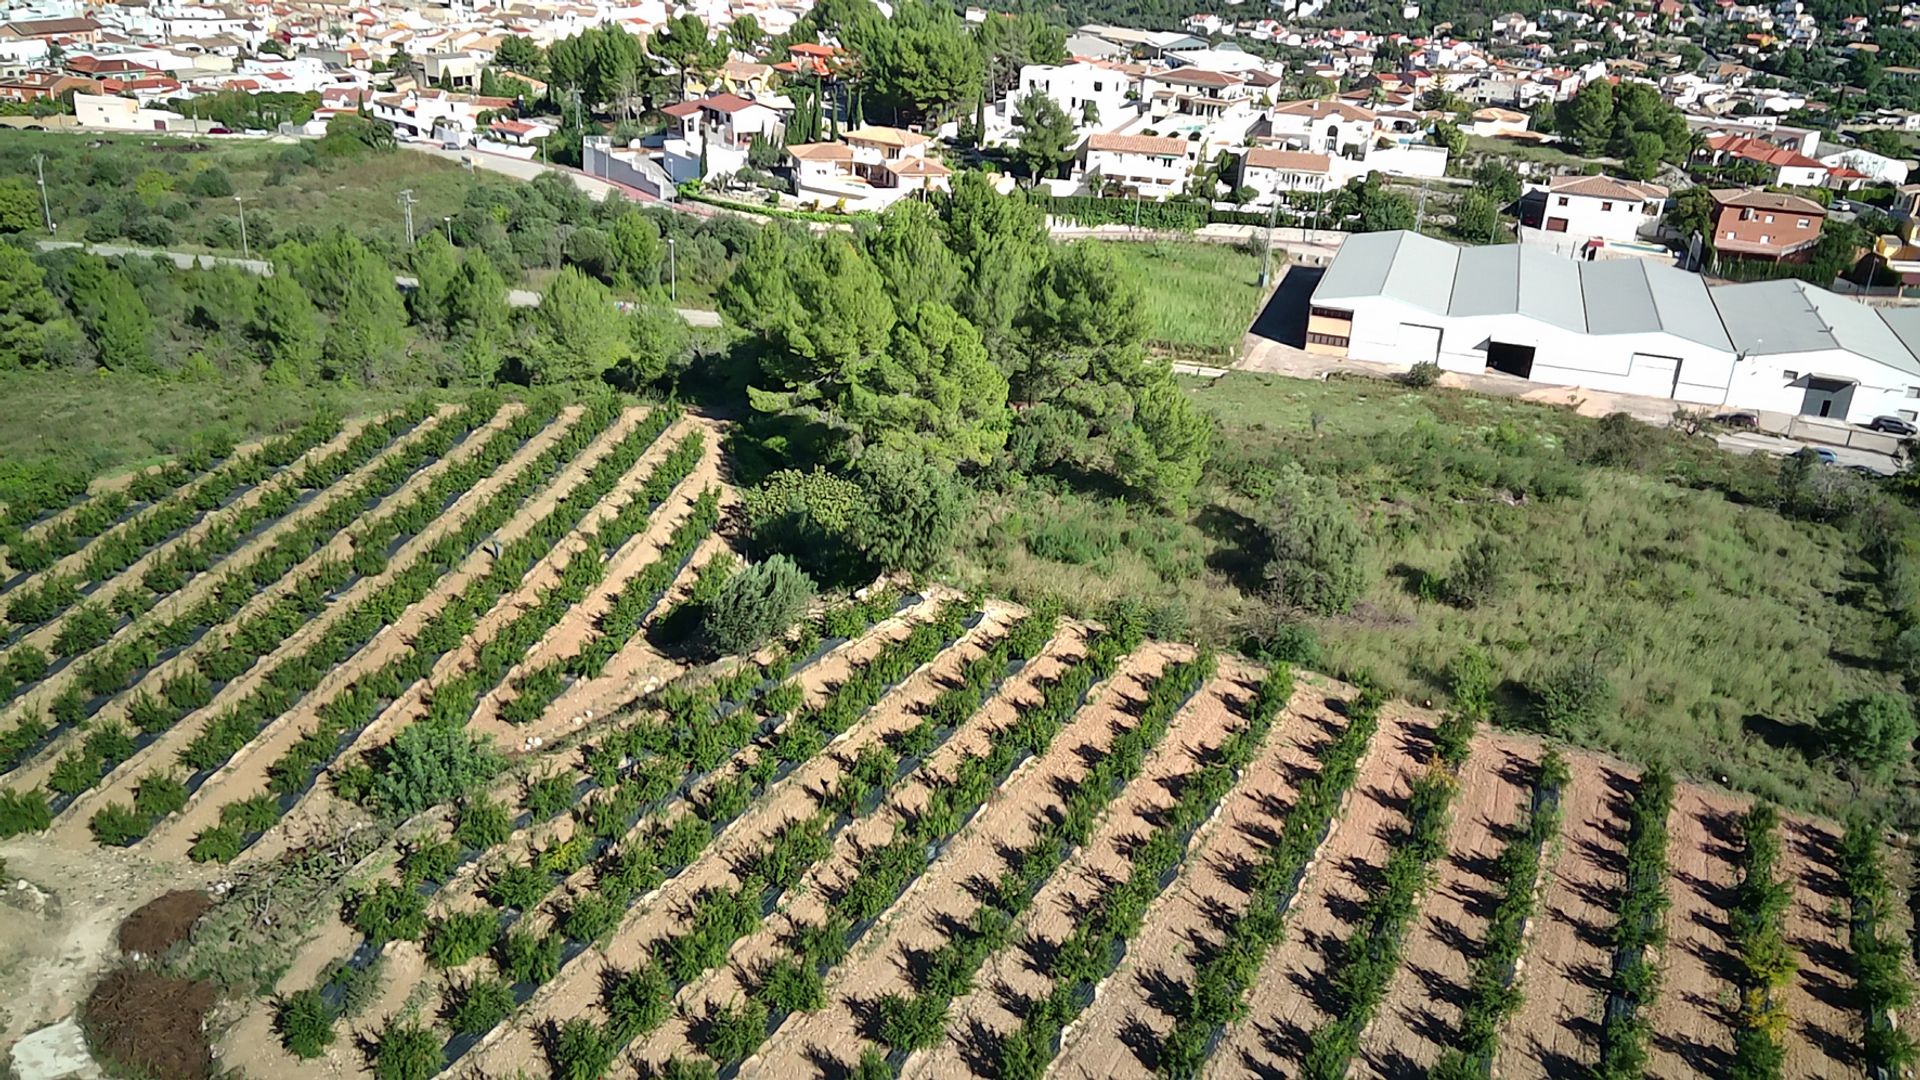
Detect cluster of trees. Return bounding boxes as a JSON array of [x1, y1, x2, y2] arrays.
[[1548, 80, 1693, 179], [716, 176, 1211, 586]]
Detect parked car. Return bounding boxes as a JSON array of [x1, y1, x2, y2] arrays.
[[1867, 415, 1918, 436], [1714, 411, 1760, 429], [1798, 447, 1840, 465]]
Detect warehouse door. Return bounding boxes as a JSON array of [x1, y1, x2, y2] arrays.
[[1799, 377, 1855, 419], [1487, 340, 1536, 378], [1631, 353, 1681, 398], [1397, 323, 1442, 364]]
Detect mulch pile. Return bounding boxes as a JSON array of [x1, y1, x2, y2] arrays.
[[81, 967, 216, 1080], [116, 889, 211, 957]]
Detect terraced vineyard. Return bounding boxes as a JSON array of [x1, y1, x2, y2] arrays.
[[0, 396, 1912, 1080]]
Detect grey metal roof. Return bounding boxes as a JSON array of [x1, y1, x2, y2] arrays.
[[1874, 307, 1920, 372], [1447, 245, 1587, 331], [1711, 279, 1920, 374], [1312, 230, 1458, 315], [1580, 259, 1733, 351]]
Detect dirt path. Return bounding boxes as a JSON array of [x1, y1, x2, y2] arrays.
[[1646, 788, 1743, 1078], [1778, 816, 1860, 1078], [0, 836, 221, 1048], [909, 663, 1246, 1080], [1, 413, 384, 665], [1353, 737, 1536, 1079], [462, 600, 1002, 1078], [1200, 705, 1430, 1080], [1494, 755, 1636, 1079], [9, 405, 526, 802], [173, 409, 678, 865], [0, 411, 452, 777], [1050, 679, 1350, 1080], [748, 642, 1170, 1080], [465, 424, 724, 747]]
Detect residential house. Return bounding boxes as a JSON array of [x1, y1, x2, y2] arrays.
[[477, 116, 552, 158], [1820, 146, 1910, 185], [1466, 105, 1530, 137], [659, 92, 784, 182], [369, 88, 513, 144], [0, 71, 97, 102], [1268, 98, 1375, 157], [1238, 147, 1334, 204], [1702, 132, 1831, 186], [787, 135, 949, 211], [1078, 131, 1195, 198], [1710, 187, 1826, 261], [1522, 174, 1668, 243], [0, 17, 104, 44]]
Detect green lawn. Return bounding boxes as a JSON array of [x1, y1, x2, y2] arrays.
[[956, 370, 1906, 821], [0, 130, 473, 257], [0, 369, 428, 479], [1088, 240, 1266, 357], [1464, 134, 1610, 171]]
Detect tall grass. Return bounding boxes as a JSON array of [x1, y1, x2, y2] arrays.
[[1090, 239, 1265, 353], [960, 372, 1904, 819]]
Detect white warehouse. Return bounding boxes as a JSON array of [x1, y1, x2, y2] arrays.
[[1305, 231, 1920, 423]]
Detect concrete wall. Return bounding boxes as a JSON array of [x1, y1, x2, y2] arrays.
[[581, 137, 675, 200]]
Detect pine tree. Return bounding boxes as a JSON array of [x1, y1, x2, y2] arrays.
[[0, 246, 61, 368], [249, 272, 323, 375]]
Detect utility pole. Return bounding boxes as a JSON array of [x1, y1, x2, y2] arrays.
[[444, 215, 453, 244], [1258, 195, 1279, 287], [1415, 178, 1428, 233], [233, 195, 249, 259], [667, 237, 677, 303], [398, 189, 417, 245], [33, 153, 52, 234]]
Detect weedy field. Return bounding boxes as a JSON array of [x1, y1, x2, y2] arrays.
[[0, 394, 1910, 1080]]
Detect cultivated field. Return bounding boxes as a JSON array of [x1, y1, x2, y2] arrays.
[[0, 394, 1911, 1080]]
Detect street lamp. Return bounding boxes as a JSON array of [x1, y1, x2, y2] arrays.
[[33, 153, 52, 234], [233, 195, 249, 259], [444, 215, 453, 245], [667, 237, 676, 303]]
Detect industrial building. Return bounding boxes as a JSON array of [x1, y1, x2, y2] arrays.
[[1305, 230, 1920, 423]]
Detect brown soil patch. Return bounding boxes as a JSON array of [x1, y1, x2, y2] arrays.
[[117, 889, 211, 957], [81, 967, 216, 1080]]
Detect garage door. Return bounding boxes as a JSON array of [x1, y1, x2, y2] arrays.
[[1631, 353, 1680, 397], [1397, 323, 1442, 364]]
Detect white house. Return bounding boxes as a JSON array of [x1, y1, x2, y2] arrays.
[[1305, 229, 1920, 420], [1268, 98, 1375, 157], [369, 88, 513, 144], [659, 92, 784, 183], [1239, 147, 1334, 203], [1524, 175, 1668, 243], [997, 59, 1139, 137], [1078, 132, 1196, 198], [1466, 105, 1530, 137], [1820, 146, 1911, 186]]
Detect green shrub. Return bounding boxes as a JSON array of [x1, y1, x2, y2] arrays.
[[454, 794, 511, 849], [89, 803, 149, 846], [352, 881, 427, 945], [188, 824, 242, 863], [697, 998, 769, 1065], [0, 789, 53, 836], [425, 910, 497, 969], [548, 1016, 614, 1080], [1402, 360, 1441, 387], [498, 928, 562, 985], [1816, 693, 1916, 778], [447, 976, 515, 1034], [371, 1017, 441, 1080], [699, 555, 816, 657], [276, 988, 338, 1059], [1444, 533, 1507, 609], [364, 721, 504, 819], [1530, 657, 1613, 739]]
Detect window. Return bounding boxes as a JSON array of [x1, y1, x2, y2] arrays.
[[1602, 200, 1613, 211], [1784, 370, 1799, 381], [1556, 196, 1568, 206], [1764, 214, 1774, 223], [1759, 234, 1770, 243], [1306, 331, 1350, 347], [1094, 80, 1104, 92], [1908, 386, 1920, 398], [1796, 217, 1809, 228], [1725, 230, 1736, 239]]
